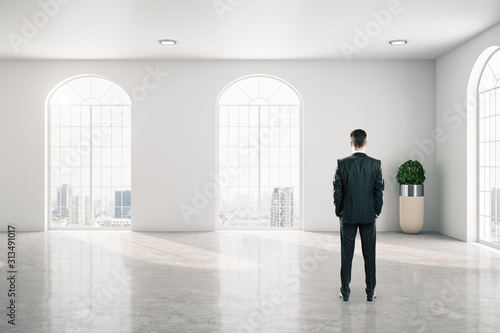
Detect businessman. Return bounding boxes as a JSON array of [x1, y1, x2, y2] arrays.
[[333, 129, 384, 302]]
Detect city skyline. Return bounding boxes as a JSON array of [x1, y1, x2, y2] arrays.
[[52, 184, 131, 228]]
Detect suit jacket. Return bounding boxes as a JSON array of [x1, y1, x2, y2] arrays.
[[333, 152, 384, 224]]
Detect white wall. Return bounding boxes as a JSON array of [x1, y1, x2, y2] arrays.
[[436, 23, 500, 241], [0, 59, 436, 232]]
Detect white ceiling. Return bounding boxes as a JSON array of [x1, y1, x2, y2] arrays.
[[0, 0, 499, 60]]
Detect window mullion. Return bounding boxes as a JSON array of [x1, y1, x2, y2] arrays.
[[89, 105, 93, 227], [258, 105, 261, 227]]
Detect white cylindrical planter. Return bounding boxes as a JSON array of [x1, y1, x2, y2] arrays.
[[399, 185, 424, 234]]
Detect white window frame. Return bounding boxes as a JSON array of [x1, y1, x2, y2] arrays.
[[477, 49, 500, 249], [215, 74, 303, 230], [46, 75, 132, 230]]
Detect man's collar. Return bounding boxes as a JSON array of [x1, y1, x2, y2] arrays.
[[352, 150, 366, 154]]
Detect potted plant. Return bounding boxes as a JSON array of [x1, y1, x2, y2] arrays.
[[396, 160, 425, 234]]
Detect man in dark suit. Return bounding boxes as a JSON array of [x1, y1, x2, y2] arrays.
[[333, 129, 384, 302]]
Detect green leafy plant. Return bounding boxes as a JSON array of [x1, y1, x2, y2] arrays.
[[396, 160, 426, 185]]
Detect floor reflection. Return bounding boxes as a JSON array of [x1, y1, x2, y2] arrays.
[[0, 231, 499, 332]]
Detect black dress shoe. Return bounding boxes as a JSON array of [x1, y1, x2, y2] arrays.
[[367, 292, 377, 302], [339, 291, 349, 301]]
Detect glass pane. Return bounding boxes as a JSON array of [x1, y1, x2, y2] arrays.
[[219, 147, 228, 167], [70, 147, 81, 166], [290, 106, 300, 126], [102, 147, 112, 166], [112, 128, 122, 146], [280, 167, 290, 186], [291, 167, 300, 187], [239, 146, 249, 166], [270, 167, 280, 187], [270, 128, 280, 146], [291, 147, 300, 167], [81, 147, 90, 167], [71, 168, 81, 186], [102, 126, 112, 146], [122, 107, 131, 126], [261, 146, 270, 167], [92, 147, 102, 166], [118, 146, 129, 167], [219, 106, 229, 126], [112, 168, 122, 186], [249, 106, 259, 126], [280, 106, 290, 126], [228, 147, 238, 166], [228, 106, 238, 126], [81, 106, 90, 126], [51, 168, 61, 186], [102, 106, 112, 125], [92, 106, 102, 126], [122, 127, 131, 146], [248, 145, 258, 167], [261, 168, 269, 187], [219, 127, 228, 146], [81, 167, 90, 187], [280, 127, 290, 146], [122, 168, 131, 187], [260, 128, 270, 146], [249, 167, 258, 187], [280, 147, 290, 166], [291, 127, 300, 146], [239, 127, 249, 146], [102, 167, 111, 186], [51, 107, 60, 126], [93, 167, 101, 187], [71, 128, 80, 146], [239, 107, 249, 127], [228, 127, 238, 146], [61, 167, 70, 184], [51, 148, 61, 167], [71, 107, 80, 126], [270, 147, 280, 166], [112, 147, 122, 166], [228, 169, 238, 187], [261, 107, 270, 126], [239, 167, 249, 187], [219, 167, 229, 187], [61, 128, 71, 146], [270, 106, 280, 126], [51, 127, 61, 146], [61, 106, 71, 126], [112, 106, 122, 126], [81, 127, 91, 148]]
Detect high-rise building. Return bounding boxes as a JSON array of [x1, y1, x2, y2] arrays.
[[57, 184, 72, 221], [270, 187, 294, 227], [491, 188, 500, 222], [70, 196, 80, 224], [68, 193, 91, 225], [115, 190, 131, 218]]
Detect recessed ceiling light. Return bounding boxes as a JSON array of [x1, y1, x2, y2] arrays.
[[159, 39, 177, 45], [389, 39, 407, 46]]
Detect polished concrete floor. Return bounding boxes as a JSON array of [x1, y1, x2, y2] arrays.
[[0, 231, 499, 332]]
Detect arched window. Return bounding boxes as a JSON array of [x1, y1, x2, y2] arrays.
[[478, 49, 500, 247], [217, 75, 302, 229], [48, 75, 131, 228]]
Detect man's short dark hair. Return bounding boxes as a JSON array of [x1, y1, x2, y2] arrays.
[[350, 129, 367, 148]]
